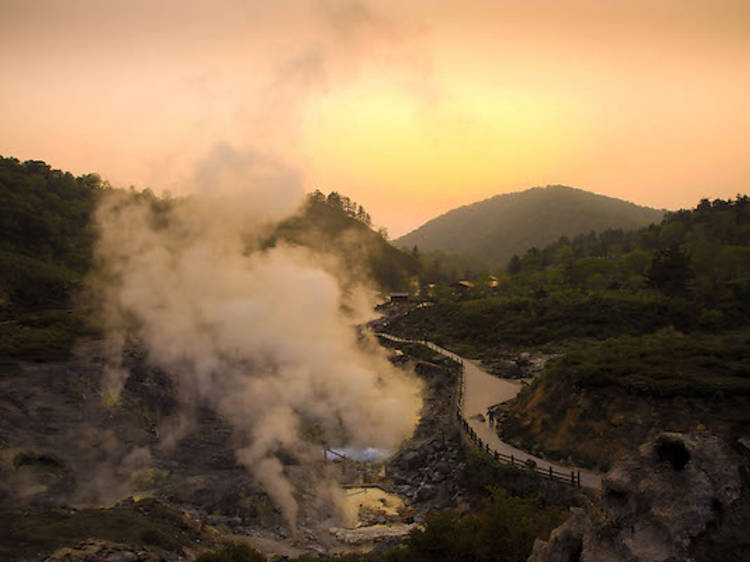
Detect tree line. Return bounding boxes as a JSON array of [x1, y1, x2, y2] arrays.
[[307, 189, 373, 227]]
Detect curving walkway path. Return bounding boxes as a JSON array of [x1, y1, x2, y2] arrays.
[[378, 333, 602, 490]]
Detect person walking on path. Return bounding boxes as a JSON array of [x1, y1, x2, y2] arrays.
[[486, 407, 495, 426]]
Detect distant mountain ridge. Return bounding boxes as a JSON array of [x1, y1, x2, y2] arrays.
[[395, 185, 665, 266]]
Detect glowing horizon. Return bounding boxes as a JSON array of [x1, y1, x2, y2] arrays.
[[1, 0, 749, 237]]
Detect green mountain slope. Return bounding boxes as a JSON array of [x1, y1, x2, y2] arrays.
[[387, 195, 750, 470], [0, 158, 419, 360], [0, 156, 103, 314], [395, 185, 665, 267], [272, 192, 420, 292]]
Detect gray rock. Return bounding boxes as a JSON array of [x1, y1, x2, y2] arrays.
[[499, 360, 524, 378], [392, 474, 409, 485], [415, 484, 437, 502], [435, 462, 452, 475], [400, 450, 424, 471], [528, 510, 589, 562], [529, 432, 749, 562]]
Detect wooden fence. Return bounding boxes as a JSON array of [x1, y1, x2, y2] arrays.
[[451, 350, 581, 488], [377, 332, 581, 488], [456, 410, 581, 487]]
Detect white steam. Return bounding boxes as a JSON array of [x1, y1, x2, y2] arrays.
[[93, 147, 421, 529]]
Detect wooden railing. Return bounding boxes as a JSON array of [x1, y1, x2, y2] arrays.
[[456, 410, 581, 487], [377, 332, 581, 488]]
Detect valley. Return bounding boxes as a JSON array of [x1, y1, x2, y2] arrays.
[[4, 3, 750, 560], [1, 156, 749, 561]]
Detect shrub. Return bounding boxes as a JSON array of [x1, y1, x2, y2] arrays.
[[386, 489, 566, 562], [547, 331, 750, 398]]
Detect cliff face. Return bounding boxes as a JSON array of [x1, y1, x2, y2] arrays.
[[499, 377, 749, 472], [529, 432, 750, 562]]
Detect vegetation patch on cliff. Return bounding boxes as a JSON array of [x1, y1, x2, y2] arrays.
[[500, 331, 750, 470]]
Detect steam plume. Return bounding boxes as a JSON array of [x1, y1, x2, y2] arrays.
[[92, 146, 421, 528]]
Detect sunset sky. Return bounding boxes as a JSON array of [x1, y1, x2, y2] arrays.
[[2, 0, 749, 236]]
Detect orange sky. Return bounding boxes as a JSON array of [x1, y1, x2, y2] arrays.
[[1, 0, 749, 236]]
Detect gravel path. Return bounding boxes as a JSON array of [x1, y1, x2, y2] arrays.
[[378, 333, 602, 489]]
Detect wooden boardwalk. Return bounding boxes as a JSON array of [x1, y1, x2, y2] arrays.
[[377, 333, 602, 490]]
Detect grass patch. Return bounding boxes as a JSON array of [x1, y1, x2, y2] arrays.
[[462, 449, 580, 507], [548, 331, 750, 398], [0, 498, 206, 560], [0, 309, 98, 361], [386, 290, 696, 354], [385, 488, 566, 562]]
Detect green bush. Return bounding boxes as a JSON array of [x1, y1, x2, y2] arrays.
[[462, 450, 579, 506], [0, 250, 79, 311], [388, 290, 695, 353], [385, 489, 566, 562], [547, 331, 750, 397], [0, 310, 92, 361]]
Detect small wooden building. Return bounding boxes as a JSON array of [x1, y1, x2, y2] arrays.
[[450, 280, 474, 295]]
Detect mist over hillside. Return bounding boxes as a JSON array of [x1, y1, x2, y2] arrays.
[[0, 157, 417, 318], [0, 155, 423, 549], [396, 185, 665, 267]]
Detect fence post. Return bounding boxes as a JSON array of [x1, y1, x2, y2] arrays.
[[494, 451, 499, 460], [510, 455, 514, 466], [571, 471, 575, 486], [577, 472, 581, 488], [549, 466, 553, 480]]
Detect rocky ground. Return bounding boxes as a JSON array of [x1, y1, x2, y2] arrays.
[[480, 349, 557, 382], [0, 332, 473, 561], [529, 432, 750, 562], [377, 336, 487, 514]]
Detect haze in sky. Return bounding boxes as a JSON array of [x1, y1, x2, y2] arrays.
[[1, 0, 749, 236]]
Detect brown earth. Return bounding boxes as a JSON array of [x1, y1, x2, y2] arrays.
[[498, 374, 750, 472], [0, 335, 469, 560]]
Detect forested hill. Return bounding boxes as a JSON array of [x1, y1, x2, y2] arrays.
[[387, 195, 750, 471], [0, 156, 418, 360], [0, 156, 103, 313], [395, 185, 665, 267], [272, 190, 420, 292], [0, 157, 417, 317]]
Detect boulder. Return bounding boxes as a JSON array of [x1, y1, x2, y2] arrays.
[[529, 432, 750, 562], [415, 484, 437, 502], [499, 360, 524, 379], [528, 509, 589, 562], [435, 462, 452, 475]]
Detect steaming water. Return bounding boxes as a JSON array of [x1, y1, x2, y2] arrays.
[[344, 486, 404, 521], [327, 447, 391, 462]]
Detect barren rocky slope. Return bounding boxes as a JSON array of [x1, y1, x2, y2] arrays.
[[0, 334, 475, 560]]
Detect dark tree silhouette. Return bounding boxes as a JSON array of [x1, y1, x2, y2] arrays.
[[647, 245, 694, 295], [507, 255, 521, 275]]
